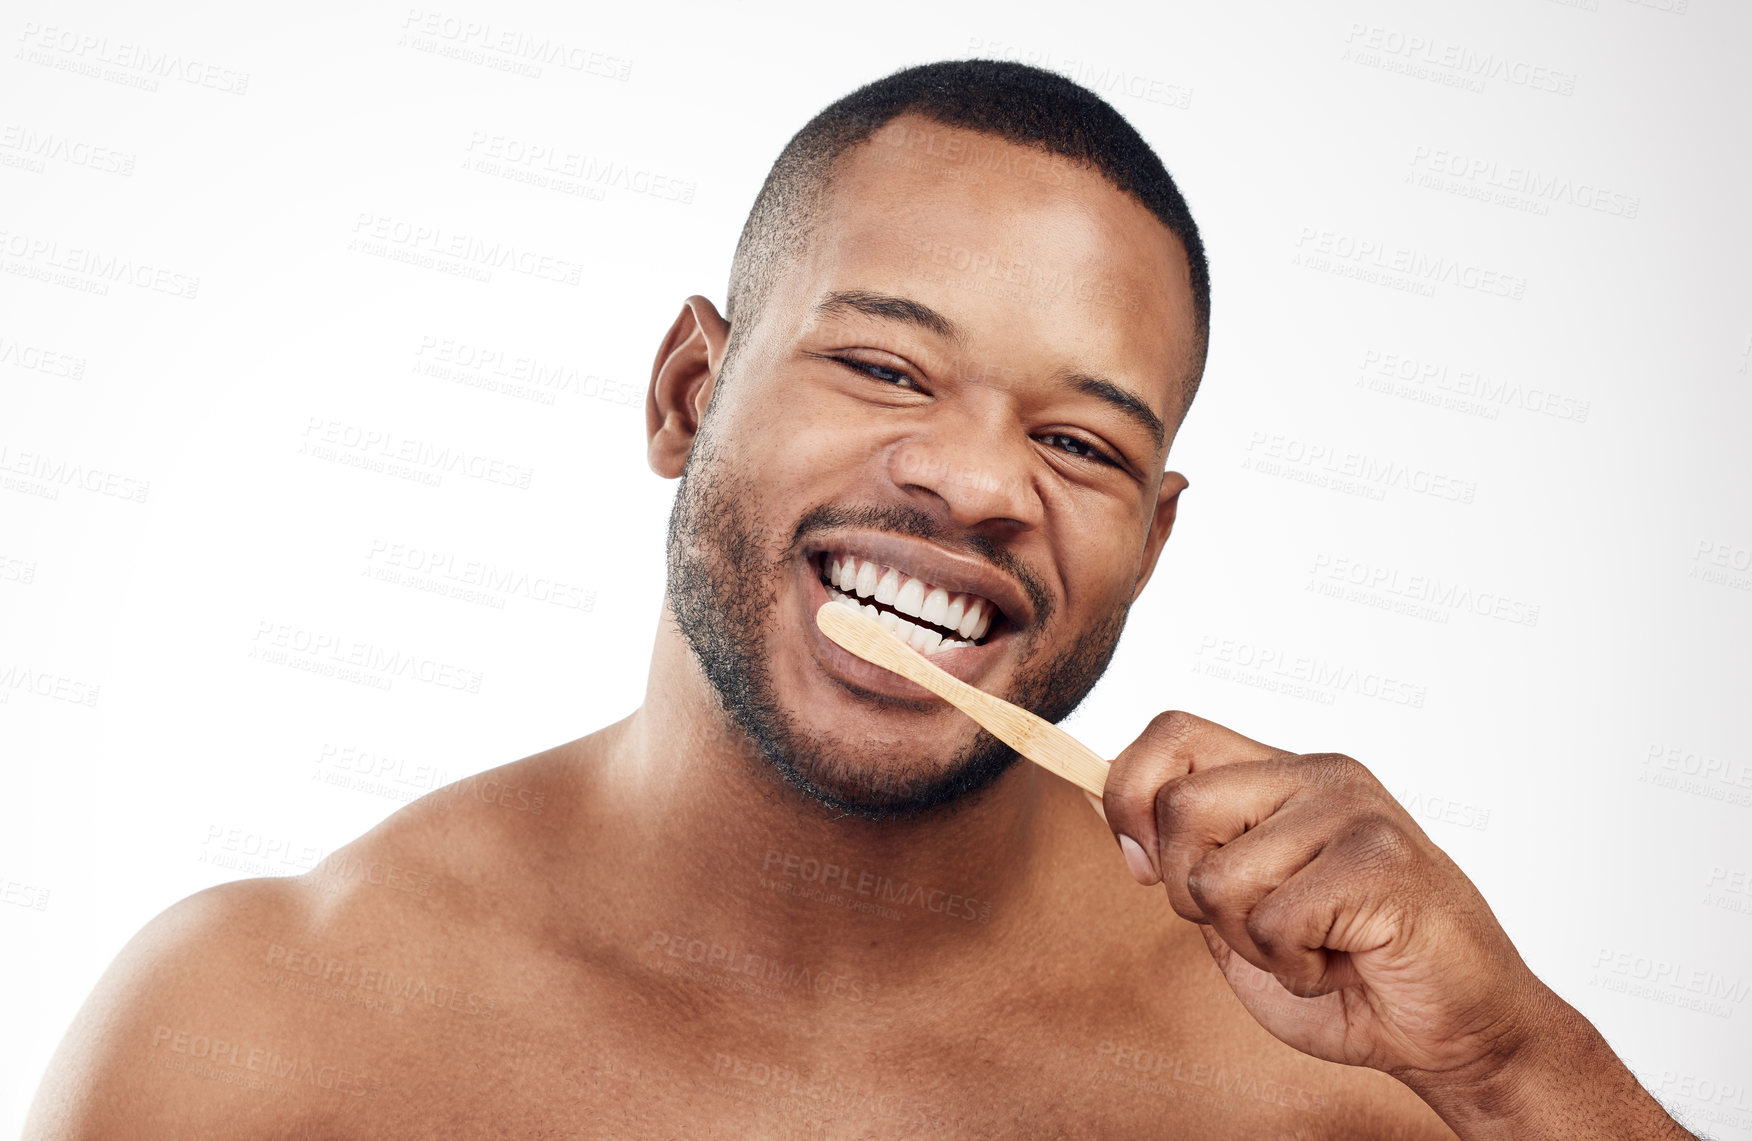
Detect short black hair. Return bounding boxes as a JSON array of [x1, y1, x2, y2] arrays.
[[726, 58, 1211, 402]]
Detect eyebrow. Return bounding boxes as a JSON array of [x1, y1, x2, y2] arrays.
[[1065, 372, 1166, 452], [813, 289, 964, 342], [813, 288, 1167, 454]]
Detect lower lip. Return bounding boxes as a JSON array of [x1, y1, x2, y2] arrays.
[[802, 563, 1005, 704]]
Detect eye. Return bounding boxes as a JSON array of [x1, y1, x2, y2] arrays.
[[1038, 433, 1117, 466], [830, 356, 922, 392]]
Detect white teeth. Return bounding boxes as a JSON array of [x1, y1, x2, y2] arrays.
[[894, 577, 926, 619], [874, 567, 901, 605], [921, 587, 950, 628], [825, 584, 972, 657], [958, 599, 985, 640], [822, 554, 1001, 646]]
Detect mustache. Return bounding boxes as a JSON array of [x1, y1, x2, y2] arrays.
[[788, 502, 1053, 624]]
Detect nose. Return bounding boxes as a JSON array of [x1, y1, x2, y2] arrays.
[[886, 417, 1043, 533]]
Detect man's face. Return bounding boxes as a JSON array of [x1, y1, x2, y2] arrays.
[[666, 115, 1198, 819]]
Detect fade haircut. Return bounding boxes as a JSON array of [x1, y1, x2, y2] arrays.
[[725, 58, 1212, 402]]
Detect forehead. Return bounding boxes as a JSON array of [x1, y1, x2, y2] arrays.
[[781, 114, 1197, 407]]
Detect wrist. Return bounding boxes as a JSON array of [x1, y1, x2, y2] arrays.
[[1394, 977, 1560, 1128], [1397, 986, 1692, 1141]]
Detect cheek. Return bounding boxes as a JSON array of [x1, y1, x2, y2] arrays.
[[1055, 521, 1144, 615], [736, 394, 884, 489]]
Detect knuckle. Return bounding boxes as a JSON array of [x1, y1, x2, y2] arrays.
[[1183, 852, 1234, 908], [1154, 776, 1210, 834], [1346, 813, 1418, 866], [1243, 909, 1282, 958], [1144, 709, 1203, 753], [1183, 866, 1213, 904], [1299, 752, 1368, 789], [1102, 756, 1157, 804]]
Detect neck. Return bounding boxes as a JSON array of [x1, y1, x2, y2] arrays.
[[596, 607, 1078, 983]]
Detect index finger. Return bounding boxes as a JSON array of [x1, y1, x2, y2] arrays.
[[1100, 710, 1293, 885]]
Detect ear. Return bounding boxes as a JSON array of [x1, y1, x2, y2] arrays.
[[1130, 471, 1189, 603], [646, 295, 732, 478]]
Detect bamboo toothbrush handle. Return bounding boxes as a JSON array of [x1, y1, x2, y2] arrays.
[[815, 603, 1111, 796]]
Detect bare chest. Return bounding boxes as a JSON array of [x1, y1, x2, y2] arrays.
[[279, 976, 1344, 1140]]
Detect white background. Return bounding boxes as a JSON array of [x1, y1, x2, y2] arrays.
[[3, 0, 1749, 1134]]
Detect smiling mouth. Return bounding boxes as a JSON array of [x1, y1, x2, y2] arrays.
[[815, 552, 1004, 657]]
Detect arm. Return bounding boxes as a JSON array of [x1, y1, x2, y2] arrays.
[[1404, 993, 1699, 1141]]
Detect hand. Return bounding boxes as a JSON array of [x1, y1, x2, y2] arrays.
[[1096, 710, 1555, 1086]]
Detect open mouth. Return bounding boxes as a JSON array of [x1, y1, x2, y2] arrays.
[[814, 552, 1005, 657]]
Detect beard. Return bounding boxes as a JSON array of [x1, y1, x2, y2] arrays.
[[664, 409, 1131, 822]]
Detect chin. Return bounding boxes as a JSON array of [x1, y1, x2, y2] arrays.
[[754, 727, 1022, 822]]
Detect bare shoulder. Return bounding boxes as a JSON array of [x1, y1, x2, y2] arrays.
[[1084, 923, 1460, 1139], [22, 876, 343, 1140], [24, 738, 599, 1141], [1050, 788, 1457, 1141]]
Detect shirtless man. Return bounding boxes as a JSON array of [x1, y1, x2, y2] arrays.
[[26, 60, 1697, 1140]]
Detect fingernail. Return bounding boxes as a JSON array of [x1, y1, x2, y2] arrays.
[[1083, 792, 1107, 824], [1118, 835, 1157, 886]]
